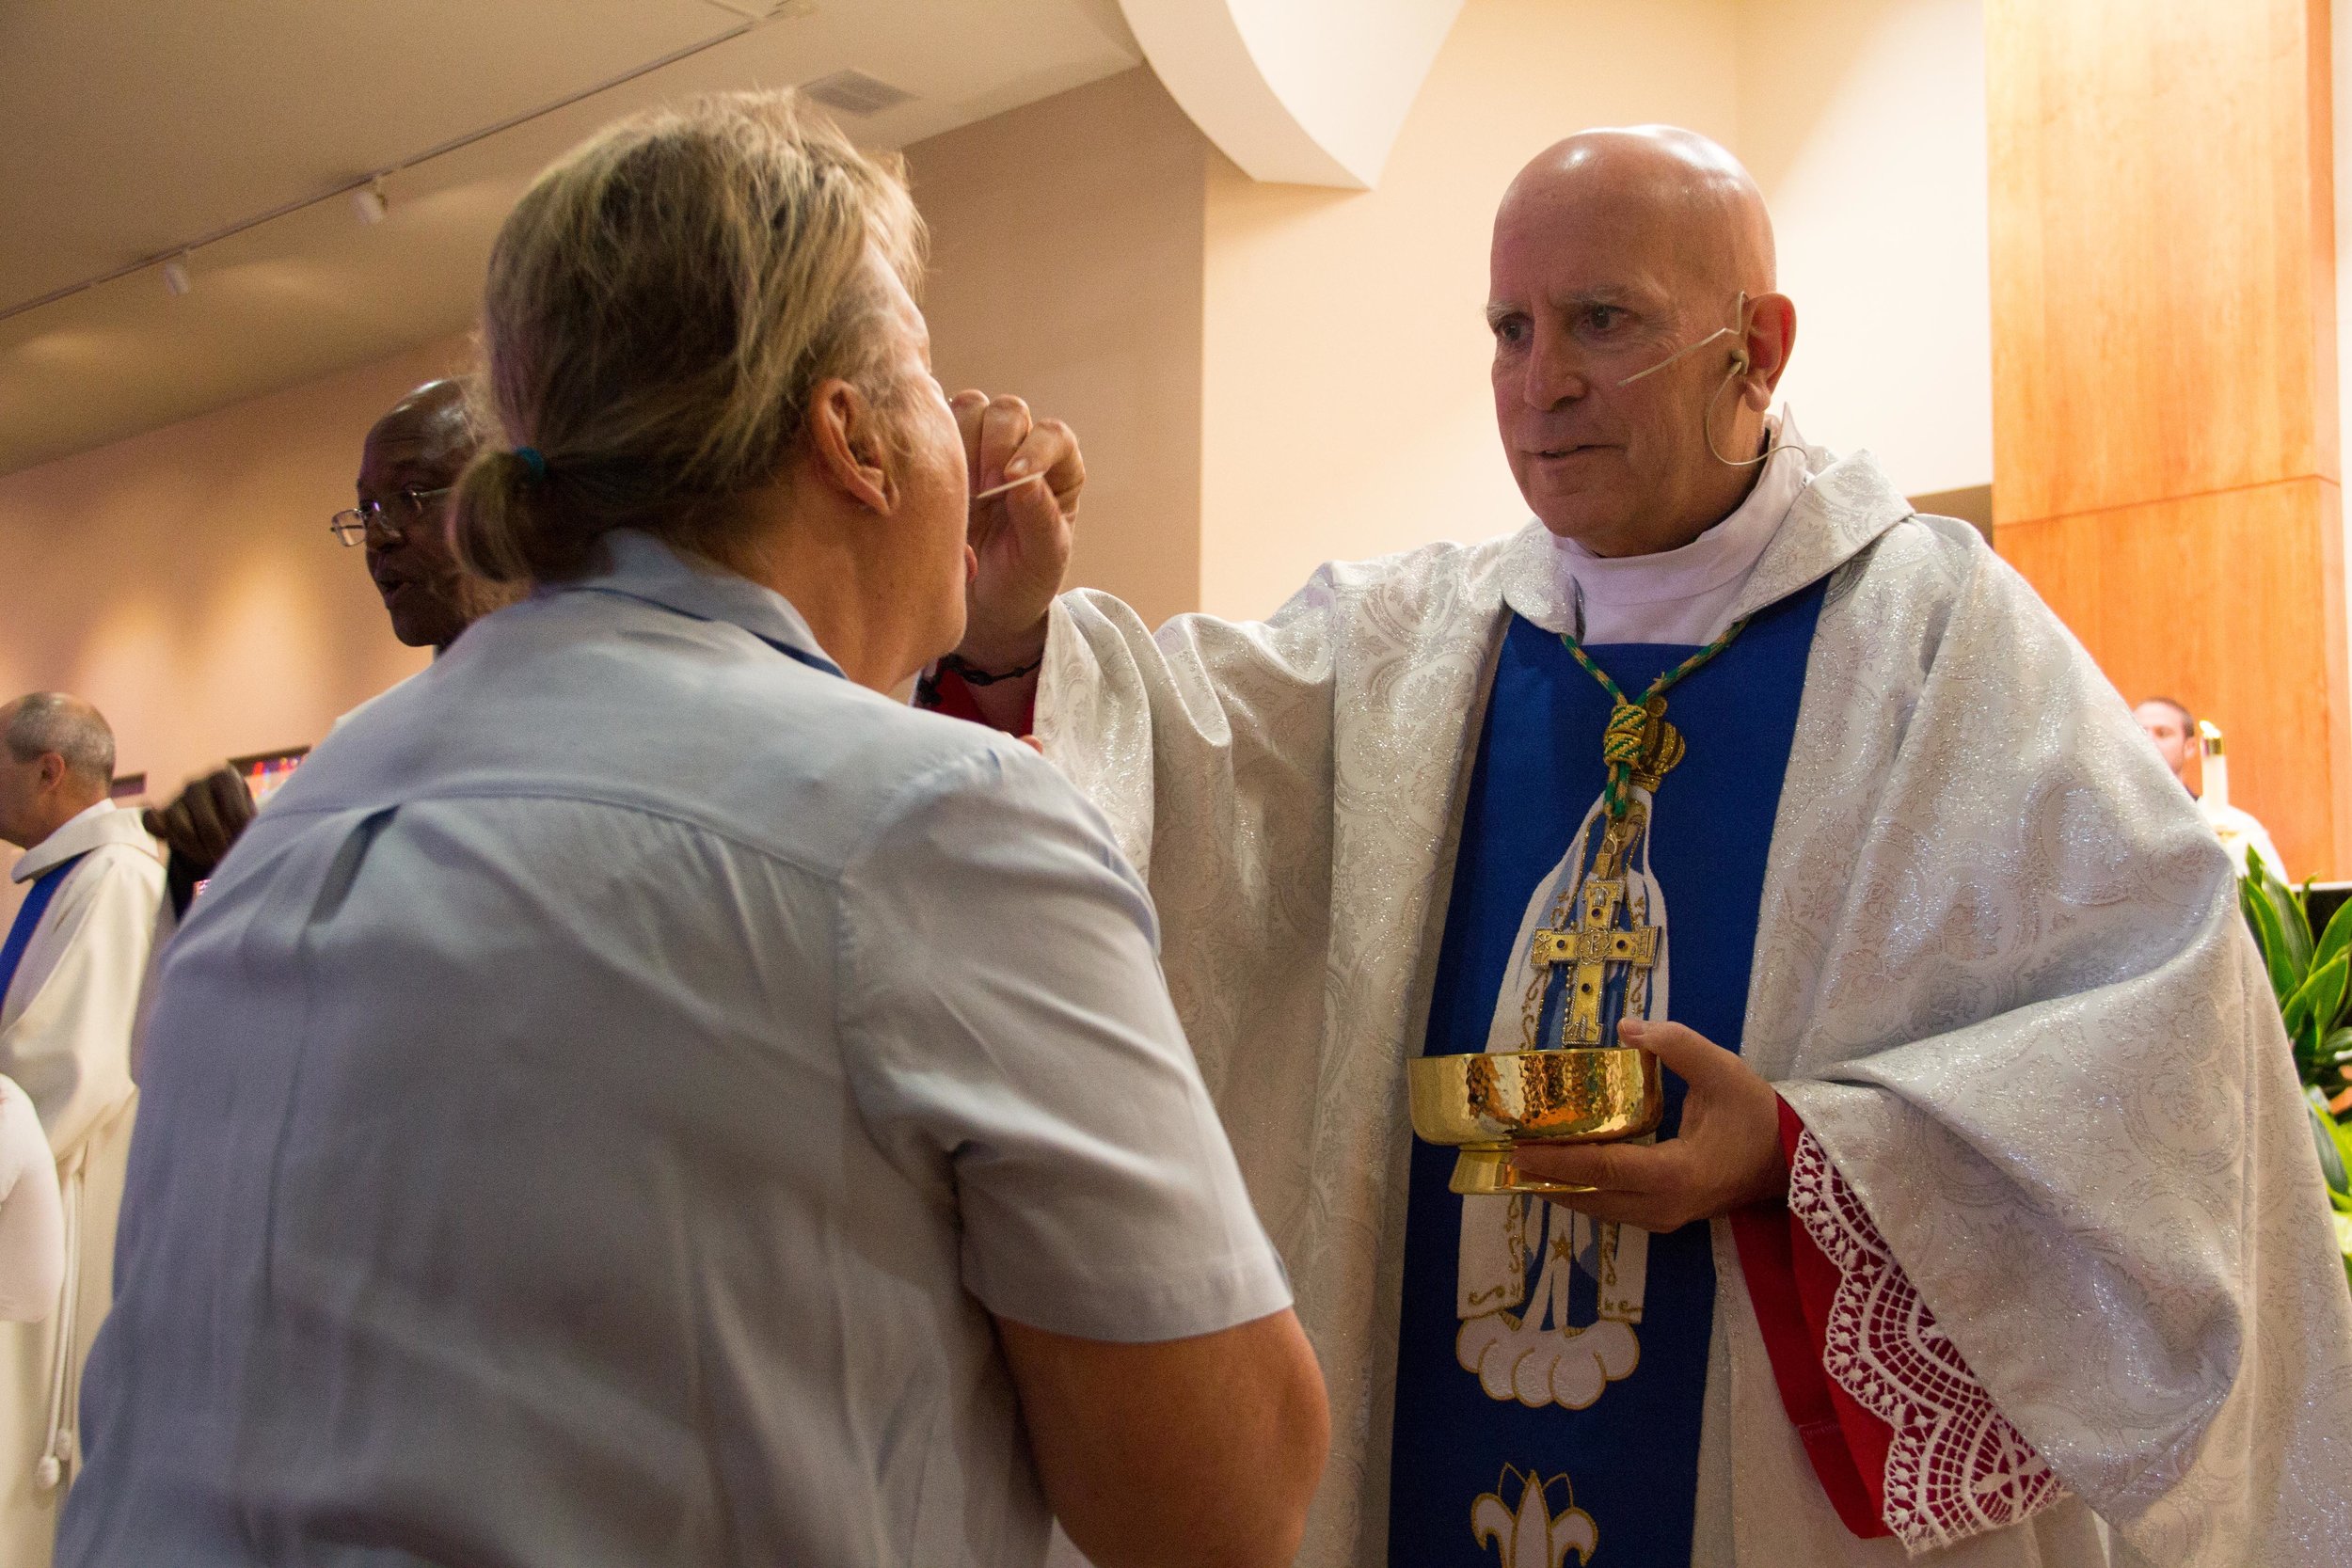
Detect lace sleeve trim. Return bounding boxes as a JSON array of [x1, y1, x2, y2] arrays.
[[1786, 1128, 2067, 1552]]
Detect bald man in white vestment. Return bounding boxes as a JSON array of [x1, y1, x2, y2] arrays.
[[930, 129, 2352, 1567], [0, 694, 162, 1568]]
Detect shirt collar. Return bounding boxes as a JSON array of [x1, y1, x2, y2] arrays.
[[563, 530, 846, 679], [12, 799, 156, 883]]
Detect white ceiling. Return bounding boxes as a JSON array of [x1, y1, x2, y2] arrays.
[[0, 0, 1143, 475]]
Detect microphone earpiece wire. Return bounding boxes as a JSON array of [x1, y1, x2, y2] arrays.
[[1613, 291, 1799, 470], [1700, 367, 1803, 469], [1613, 325, 1737, 387]]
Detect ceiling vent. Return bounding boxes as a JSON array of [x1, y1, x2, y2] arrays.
[[802, 70, 915, 117]]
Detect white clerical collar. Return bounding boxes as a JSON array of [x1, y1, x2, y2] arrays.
[[1501, 408, 1830, 645], [12, 798, 152, 883]]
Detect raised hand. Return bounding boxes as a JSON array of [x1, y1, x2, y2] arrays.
[[1504, 1018, 1788, 1233], [950, 390, 1083, 675], [142, 766, 257, 881]]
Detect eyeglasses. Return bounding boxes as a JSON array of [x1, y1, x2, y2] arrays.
[[328, 487, 453, 548]]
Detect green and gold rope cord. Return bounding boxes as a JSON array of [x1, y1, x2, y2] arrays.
[[1560, 617, 1750, 818]]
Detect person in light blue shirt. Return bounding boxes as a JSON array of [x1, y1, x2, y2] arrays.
[[61, 90, 1327, 1568]]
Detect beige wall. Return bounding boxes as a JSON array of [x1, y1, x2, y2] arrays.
[[1192, 0, 1993, 621], [908, 68, 1210, 633], [1196, 0, 1745, 619], [3, 65, 1217, 892], [0, 337, 466, 892], [1738, 0, 1991, 496]]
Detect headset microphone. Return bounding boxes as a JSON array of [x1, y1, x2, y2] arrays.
[[1613, 292, 1789, 469]]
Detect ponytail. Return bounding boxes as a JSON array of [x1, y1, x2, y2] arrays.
[[452, 89, 925, 588]]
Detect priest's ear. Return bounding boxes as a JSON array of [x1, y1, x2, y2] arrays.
[[1734, 293, 1798, 410]]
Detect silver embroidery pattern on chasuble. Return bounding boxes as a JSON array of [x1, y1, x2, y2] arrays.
[[1036, 443, 2352, 1566]]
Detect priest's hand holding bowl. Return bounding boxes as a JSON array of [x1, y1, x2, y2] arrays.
[[1503, 1018, 1787, 1232], [944, 389, 1082, 730]]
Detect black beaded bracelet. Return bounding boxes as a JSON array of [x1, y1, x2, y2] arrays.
[[939, 651, 1044, 687]]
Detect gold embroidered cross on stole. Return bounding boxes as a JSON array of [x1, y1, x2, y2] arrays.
[[1406, 687, 1705, 1197], [1519, 704, 1679, 1052]]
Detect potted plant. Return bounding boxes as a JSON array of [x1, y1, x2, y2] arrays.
[[2239, 860, 2352, 1285]]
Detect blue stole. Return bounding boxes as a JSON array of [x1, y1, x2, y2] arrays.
[[0, 853, 88, 1014], [1388, 579, 1824, 1567]]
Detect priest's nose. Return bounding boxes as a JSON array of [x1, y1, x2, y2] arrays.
[[1519, 332, 1593, 409]]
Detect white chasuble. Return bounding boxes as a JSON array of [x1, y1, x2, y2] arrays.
[[1035, 448, 2352, 1567]]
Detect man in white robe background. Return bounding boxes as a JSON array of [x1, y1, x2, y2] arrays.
[[933, 128, 2352, 1565], [0, 693, 163, 1568]]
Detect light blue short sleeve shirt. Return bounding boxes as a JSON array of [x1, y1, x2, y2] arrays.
[[61, 532, 1290, 1568]]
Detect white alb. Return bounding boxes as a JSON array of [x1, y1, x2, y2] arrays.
[[0, 797, 160, 1568]]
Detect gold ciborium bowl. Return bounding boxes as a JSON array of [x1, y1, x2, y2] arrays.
[[1407, 1048, 1663, 1196]]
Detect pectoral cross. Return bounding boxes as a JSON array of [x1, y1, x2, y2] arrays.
[[1524, 805, 1661, 1046]]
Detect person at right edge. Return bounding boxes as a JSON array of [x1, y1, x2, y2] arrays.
[[2134, 695, 2288, 881], [59, 90, 1326, 1568]]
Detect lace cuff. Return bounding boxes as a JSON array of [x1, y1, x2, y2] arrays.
[[1786, 1128, 2067, 1553]]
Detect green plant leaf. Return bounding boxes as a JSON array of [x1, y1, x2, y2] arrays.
[[2283, 993, 2312, 1049], [2252, 858, 2314, 984], [2308, 1091, 2352, 1197], [2287, 955, 2349, 1064], [2323, 1029, 2352, 1101], [2312, 899, 2352, 1016], [2243, 876, 2299, 1006]]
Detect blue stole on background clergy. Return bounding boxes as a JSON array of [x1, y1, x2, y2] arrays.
[[1388, 578, 1824, 1567], [0, 853, 87, 1014]]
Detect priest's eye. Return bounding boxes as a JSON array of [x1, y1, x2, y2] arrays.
[[1491, 315, 1530, 346], [1583, 305, 1628, 333]]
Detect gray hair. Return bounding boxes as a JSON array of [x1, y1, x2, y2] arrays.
[[452, 89, 928, 586], [5, 692, 115, 785]]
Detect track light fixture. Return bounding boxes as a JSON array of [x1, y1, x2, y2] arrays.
[[0, 2, 818, 327]]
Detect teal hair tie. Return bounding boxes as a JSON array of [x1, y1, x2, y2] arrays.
[[515, 447, 548, 483]]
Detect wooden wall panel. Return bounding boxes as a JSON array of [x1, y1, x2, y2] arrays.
[[1987, 0, 2338, 526], [1988, 0, 2351, 875], [1997, 480, 2351, 876]]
